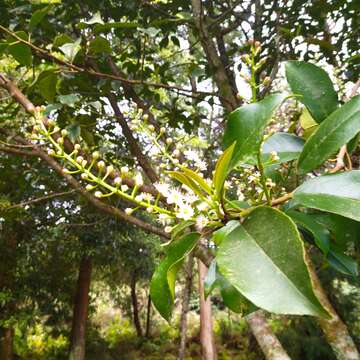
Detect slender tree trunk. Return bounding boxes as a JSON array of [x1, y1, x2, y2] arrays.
[[69, 256, 92, 360], [145, 294, 151, 338], [0, 328, 13, 360], [246, 311, 291, 360], [130, 275, 143, 338], [178, 254, 194, 360], [306, 255, 360, 360], [198, 257, 217, 360]]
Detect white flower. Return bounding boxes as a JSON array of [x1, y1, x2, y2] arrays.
[[121, 166, 129, 174], [121, 185, 129, 192], [155, 182, 170, 196], [158, 213, 171, 226], [135, 173, 143, 186], [135, 194, 145, 202], [196, 160, 207, 171], [184, 150, 200, 162], [176, 203, 194, 220], [197, 202, 209, 212], [196, 215, 208, 230], [94, 191, 103, 198], [143, 193, 154, 202], [164, 226, 172, 233], [167, 189, 184, 206], [114, 177, 122, 186]]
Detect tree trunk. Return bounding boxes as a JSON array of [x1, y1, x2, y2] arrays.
[[178, 254, 194, 360], [198, 257, 217, 360], [0, 328, 13, 360], [306, 255, 360, 360], [145, 294, 151, 338], [130, 275, 143, 338], [246, 311, 291, 360], [69, 256, 92, 360]]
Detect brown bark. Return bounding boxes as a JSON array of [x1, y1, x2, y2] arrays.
[[130, 275, 143, 338], [69, 256, 92, 360], [0, 328, 13, 360], [306, 255, 360, 360], [178, 254, 194, 360], [246, 311, 291, 360], [145, 294, 152, 338], [198, 257, 217, 360]]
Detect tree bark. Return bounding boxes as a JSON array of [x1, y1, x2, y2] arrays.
[[0, 328, 13, 360], [178, 254, 194, 360], [69, 256, 92, 360], [198, 257, 217, 360], [145, 294, 151, 338], [130, 275, 143, 338], [306, 255, 360, 360], [246, 311, 291, 360]]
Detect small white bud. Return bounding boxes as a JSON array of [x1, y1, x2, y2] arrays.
[[97, 160, 106, 170], [61, 129, 68, 137], [57, 137, 64, 145], [47, 149, 55, 156], [121, 185, 129, 192], [53, 126, 60, 133], [94, 191, 103, 198], [148, 125, 155, 132], [74, 144, 81, 150], [85, 184, 93, 191], [47, 119, 56, 127], [164, 226, 172, 233], [92, 151, 100, 160], [125, 208, 133, 215], [81, 159, 88, 167], [160, 127, 166, 134], [173, 159, 179, 165], [121, 166, 129, 174], [106, 165, 114, 174], [76, 156, 84, 164], [166, 138, 173, 145], [135, 173, 143, 186], [81, 173, 88, 180], [63, 168, 70, 174], [172, 149, 180, 157], [114, 177, 122, 186], [143, 114, 149, 121], [146, 207, 154, 213]]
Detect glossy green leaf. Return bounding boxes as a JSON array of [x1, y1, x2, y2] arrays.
[[89, 36, 112, 54], [8, 32, 32, 66], [285, 61, 338, 123], [29, 5, 52, 31], [58, 93, 81, 107], [181, 167, 212, 195], [38, 73, 57, 102], [294, 171, 360, 221], [300, 108, 318, 139], [167, 171, 206, 199], [262, 132, 305, 164], [213, 142, 236, 197], [66, 124, 81, 143], [287, 210, 330, 254], [311, 213, 360, 250], [326, 246, 358, 277], [204, 260, 256, 314], [150, 232, 200, 321], [223, 93, 286, 167], [217, 207, 328, 317], [212, 220, 239, 246], [298, 96, 360, 174]]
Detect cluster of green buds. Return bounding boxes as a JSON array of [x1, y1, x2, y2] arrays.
[[239, 39, 271, 102]]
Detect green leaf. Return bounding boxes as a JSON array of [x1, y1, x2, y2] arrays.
[[66, 124, 81, 143], [298, 95, 360, 174], [88, 36, 112, 54], [300, 108, 318, 139], [285, 61, 338, 123], [93, 22, 138, 34], [223, 93, 286, 167], [167, 171, 206, 199], [38, 73, 57, 102], [150, 232, 200, 321], [311, 213, 360, 250], [58, 93, 80, 107], [53, 34, 73, 48], [294, 171, 360, 221], [204, 260, 256, 314], [217, 207, 328, 317], [286, 210, 330, 254], [59, 38, 81, 62], [212, 220, 239, 246], [29, 5, 52, 31], [181, 167, 212, 195], [326, 246, 358, 277], [8, 32, 32, 66], [213, 142, 236, 198], [262, 132, 305, 164]]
